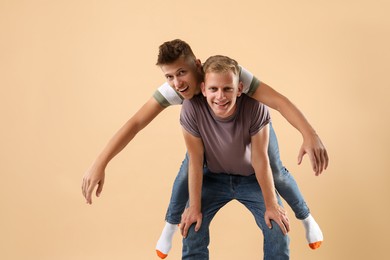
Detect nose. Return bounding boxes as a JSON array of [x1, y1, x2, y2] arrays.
[[216, 89, 225, 99], [173, 77, 182, 89]]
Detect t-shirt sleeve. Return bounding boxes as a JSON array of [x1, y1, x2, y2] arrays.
[[239, 65, 261, 97], [249, 102, 271, 136], [180, 100, 201, 137], [153, 82, 184, 107]]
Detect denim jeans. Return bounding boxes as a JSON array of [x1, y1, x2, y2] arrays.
[[182, 170, 290, 260], [165, 123, 310, 224]]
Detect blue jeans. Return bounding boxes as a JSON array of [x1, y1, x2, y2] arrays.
[[165, 123, 310, 224], [182, 170, 290, 259]]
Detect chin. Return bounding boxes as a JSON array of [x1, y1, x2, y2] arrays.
[[214, 112, 227, 118], [182, 93, 193, 99]]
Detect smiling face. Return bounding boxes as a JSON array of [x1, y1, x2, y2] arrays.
[[160, 56, 203, 99], [201, 70, 243, 119]]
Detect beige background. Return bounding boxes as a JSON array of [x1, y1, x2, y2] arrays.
[[1, 0, 389, 259]]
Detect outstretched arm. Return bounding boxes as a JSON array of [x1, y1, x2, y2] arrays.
[[82, 97, 165, 204], [251, 125, 290, 235], [179, 128, 204, 238], [252, 82, 329, 175]]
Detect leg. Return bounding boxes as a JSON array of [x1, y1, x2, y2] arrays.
[[268, 123, 323, 249], [182, 171, 232, 260], [268, 123, 309, 219], [156, 154, 190, 258], [235, 174, 290, 260], [165, 153, 190, 224]]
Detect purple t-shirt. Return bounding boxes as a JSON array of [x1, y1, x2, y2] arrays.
[[180, 94, 270, 176]]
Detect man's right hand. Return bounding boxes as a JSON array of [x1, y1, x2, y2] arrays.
[[180, 207, 202, 238]]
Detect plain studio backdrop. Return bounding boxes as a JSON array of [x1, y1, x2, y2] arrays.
[[1, 1, 389, 259]]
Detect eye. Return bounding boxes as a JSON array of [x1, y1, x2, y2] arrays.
[[166, 75, 173, 81], [177, 70, 186, 76]]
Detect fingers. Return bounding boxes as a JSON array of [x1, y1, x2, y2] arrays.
[[283, 215, 290, 233], [317, 151, 324, 175], [323, 149, 329, 170], [81, 177, 90, 202], [86, 184, 95, 204], [96, 179, 105, 197], [194, 216, 202, 232], [265, 215, 272, 229], [180, 211, 189, 238], [265, 207, 290, 235], [180, 219, 202, 238], [81, 177, 99, 204], [302, 147, 330, 176], [297, 147, 305, 165], [276, 215, 290, 235], [180, 220, 190, 238], [313, 147, 329, 175], [308, 151, 319, 175], [318, 148, 329, 172], [180, 211, 202, 238], [277, 217, 288, 235], [298, 135, 330, 175]]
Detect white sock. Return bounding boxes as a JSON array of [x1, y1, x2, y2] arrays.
[[156, 222, 178, 259], [301, 214, 323, 249]]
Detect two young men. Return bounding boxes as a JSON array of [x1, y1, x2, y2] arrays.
[[82, 39, 328, 258]]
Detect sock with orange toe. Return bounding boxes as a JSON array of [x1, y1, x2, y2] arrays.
[[156, 222, 178, 259], [302, 214, 323, 249]]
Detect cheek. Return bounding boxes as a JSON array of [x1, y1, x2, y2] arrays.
[[189, 75, 199, 84]]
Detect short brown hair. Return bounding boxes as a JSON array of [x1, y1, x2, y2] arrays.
[[156, 39, 196, 65], [202, 55, 240, 76]]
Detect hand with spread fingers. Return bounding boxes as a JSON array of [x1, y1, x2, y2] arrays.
[[264, 205, 290, 235], [180, 207, 202, 238]]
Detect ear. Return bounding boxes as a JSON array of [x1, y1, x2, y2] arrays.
[[195, 59, 202, 68], [237, 81, 244, 97], [195, 59, 203, 73], [201, 82, 207, 97]]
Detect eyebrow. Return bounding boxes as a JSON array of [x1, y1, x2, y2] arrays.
[[206, 85, 234, 88], [165, 68, 185, 78]]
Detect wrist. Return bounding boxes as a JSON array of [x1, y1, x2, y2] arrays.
[[93, 157, 109, 170], [264, 197, 279, 210], [302, 129, 318, 140], [188, 202, 201, 212]]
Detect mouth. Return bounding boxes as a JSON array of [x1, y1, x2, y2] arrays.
[[177, 86, 189, 93], [213, 101, 230, 108]]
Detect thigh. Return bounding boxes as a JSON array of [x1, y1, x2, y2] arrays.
[[235, 175, 290, 259], [182, 172, 232, 259]]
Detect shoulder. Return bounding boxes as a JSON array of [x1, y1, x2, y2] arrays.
[[240, 94, 259, 107], [238, 65, 261, 96], [239, 94, 268, 117], [153, 82, 183, 107], [183, 95, 204, 110]]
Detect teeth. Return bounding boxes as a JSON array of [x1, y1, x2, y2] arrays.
[[178, 86, 189, 92]]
